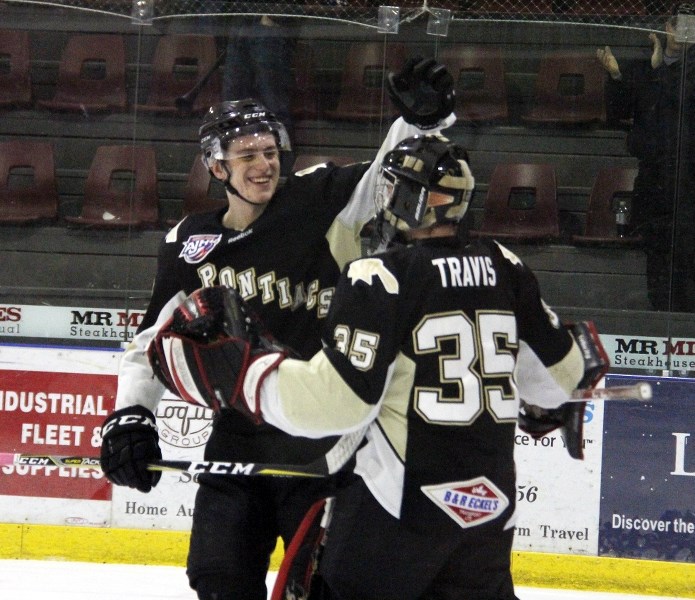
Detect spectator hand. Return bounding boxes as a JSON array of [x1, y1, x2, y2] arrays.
[[386, 56, 455, 129], [596, 46, 621, 79], [100, 405, 162, 493], [649, 33, 664, 69]]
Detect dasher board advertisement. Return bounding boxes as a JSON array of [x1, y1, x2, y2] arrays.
[[0, 345, 117, 525], [512, 400, 604, 555], [0, 344, 210, 530], [599, 374, 695, 563], [0, 304, 145, 343]]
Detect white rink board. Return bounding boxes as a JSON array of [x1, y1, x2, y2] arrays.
[[110, 397, 210, 530], [513, 399, 604, 554], [0, 344, 208, 531], [5, 303, 694, 373], [0, 343, 122, 374], [1, 343, 605, 551], [0, 495, 113, 528], [0, 345, 120, 525]]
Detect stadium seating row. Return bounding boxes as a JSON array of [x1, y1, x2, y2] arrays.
[[0, 29, 609, 125], [0, 138, 640, 246], [0, 30, 220, 115], [470, 162, 641, 245], [0, 141, 365, 228]]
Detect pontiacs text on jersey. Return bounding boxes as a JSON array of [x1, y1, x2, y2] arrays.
[[176, 231, 334, 318]]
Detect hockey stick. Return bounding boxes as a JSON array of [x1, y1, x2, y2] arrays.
[[0, 381, 652, 477], [569, 381, 652, 402], [0, 384, 651, 476], [175, 48, 227, 115], [0, 426, 367, 478]]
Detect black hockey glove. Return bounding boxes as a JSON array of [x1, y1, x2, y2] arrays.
[[100, 405, 162, 493], [386, 55, 455, 129], [148, 286, 290, 423], [519, 401, 586, 460], [518, 321, 609, 460]]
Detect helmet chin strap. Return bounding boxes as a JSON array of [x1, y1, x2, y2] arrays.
[[221, 163, 258, 207]]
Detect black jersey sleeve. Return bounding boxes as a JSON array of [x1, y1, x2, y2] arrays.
[[321, 256, 402, 404], [492, 241, 584, 406], [280, 115, 459, 272]]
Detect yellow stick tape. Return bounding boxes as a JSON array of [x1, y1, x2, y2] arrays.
[[1, 524, 693, 598]]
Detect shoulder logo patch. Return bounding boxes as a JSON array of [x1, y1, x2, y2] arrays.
[[421, 476, 509, 529], [179, 234, 222, 264], [495, 241, 523, 266], [347, 258, 399, 294], [541, 298, 561, 328]]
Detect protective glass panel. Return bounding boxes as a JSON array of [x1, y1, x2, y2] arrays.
[[0, 2, 693, 589]]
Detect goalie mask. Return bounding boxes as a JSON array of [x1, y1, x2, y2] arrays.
[[199, 99, 291, 170], [372, 134, 474, 250]]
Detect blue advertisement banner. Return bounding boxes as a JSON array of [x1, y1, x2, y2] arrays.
[[599, 374, 695, 562]]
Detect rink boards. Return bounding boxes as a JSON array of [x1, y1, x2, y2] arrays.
[[0, 328, 693, 597]]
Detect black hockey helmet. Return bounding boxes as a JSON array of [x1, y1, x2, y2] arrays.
[[377, 134, 474, 232], [199, 99, 291, 169]]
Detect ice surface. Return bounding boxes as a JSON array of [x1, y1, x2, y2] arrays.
[[0, 559, 687, 600]]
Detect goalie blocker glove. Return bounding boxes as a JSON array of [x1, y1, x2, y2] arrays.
[[386, 56, 455, 129], [518, 321, 610, 460], [100, 405, 162, 492], [148, 286, 288, 422]]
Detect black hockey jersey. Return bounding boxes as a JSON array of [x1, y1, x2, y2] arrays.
[[259, 236, 584, 533], [115, 115, 456, 462], [147, 163, 370, 358], [123, 162, 370, 461]]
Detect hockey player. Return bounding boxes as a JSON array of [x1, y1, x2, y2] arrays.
[[149, 134, 604, 600], [98, 57, 456, 600]]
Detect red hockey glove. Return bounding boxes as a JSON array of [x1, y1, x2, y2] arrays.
[[148, 286, 289, 422]]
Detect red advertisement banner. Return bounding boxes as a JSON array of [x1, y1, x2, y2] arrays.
[[0, 370, 116, 500]]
